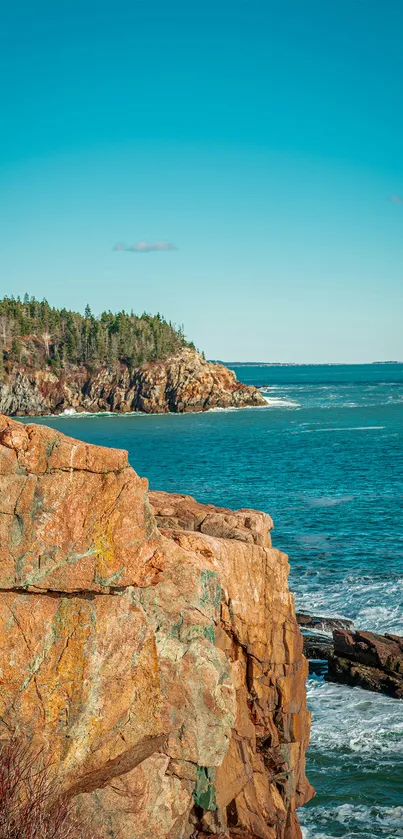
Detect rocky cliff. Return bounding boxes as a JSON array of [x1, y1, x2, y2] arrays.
[[0, 415, 313, 839], [0, 349, 265, 416]]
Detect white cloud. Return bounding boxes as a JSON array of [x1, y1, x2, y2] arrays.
[[113, 240, 178, 252]]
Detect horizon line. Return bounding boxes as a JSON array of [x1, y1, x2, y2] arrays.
[[210, 360, 403, 367]]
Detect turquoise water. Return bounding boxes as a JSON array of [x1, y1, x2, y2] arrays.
[[23, 363, 403, 838]]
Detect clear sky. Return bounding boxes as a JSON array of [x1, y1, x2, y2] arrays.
[[1, 0, 403, 362]]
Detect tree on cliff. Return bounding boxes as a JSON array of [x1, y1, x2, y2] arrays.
[[0, 296, 193, 372]]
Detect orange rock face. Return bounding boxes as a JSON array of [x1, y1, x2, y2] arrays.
[[0, 416, 313, 839], [131, 349, 266, 413]]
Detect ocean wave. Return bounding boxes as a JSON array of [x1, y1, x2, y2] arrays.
[[206, 406, 238, 412], [301, 677, 403, 837], [299, 425, 386, 432], [300, 803, 403, 838], [294, 576, 403, 635], [55, 410, 145, 419], [207, 404, 274, 412], [261, 396, 301, 408], [255, 381, 403, 410], [306, 678, 403, 757], [30, 405, 272, 420]]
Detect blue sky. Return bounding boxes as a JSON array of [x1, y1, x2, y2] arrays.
[[1, 0, 403, 362]]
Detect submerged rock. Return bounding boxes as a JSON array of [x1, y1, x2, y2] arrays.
[[0, 415, 313, 839], [0, 349, 265, 416], [326, 629, 403, 698]]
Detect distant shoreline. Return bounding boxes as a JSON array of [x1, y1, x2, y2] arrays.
[[210, 360, 403, 367]]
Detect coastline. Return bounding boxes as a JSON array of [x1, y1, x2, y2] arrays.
[[6, 363, 403, 839], [0, 348, 265, 417], [15, 398, 302, 421]]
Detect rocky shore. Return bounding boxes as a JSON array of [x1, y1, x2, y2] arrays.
[[0, 414, 313, 839], [327, 629, 403, 698], [297, 614, 403, 699], [0, 349, 265, 416]]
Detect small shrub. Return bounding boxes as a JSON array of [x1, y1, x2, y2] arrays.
[[0, 738, 99, 839]]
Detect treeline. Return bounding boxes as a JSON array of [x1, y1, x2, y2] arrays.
[[0, 295, 192, 371]]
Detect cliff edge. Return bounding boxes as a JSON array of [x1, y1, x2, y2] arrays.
[[0, 349, 265, 415], [0, 415, 313, 838]]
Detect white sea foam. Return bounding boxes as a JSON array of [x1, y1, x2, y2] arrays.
[[300, 679, 403, 836], [295, 575, 403, 635], [206, 406, 238, 413], [306, 679, 403, 758], [299, 426, 386, 432], [300, 803, 403, 838], [301, 831, 335, 839], [43, 405, 271, 419], [261, 396, 301, 408], [257, 380, 403, 410], [207, 404, 271, 412], [53, 410, 145, 419]]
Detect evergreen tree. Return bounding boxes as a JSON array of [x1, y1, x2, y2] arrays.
[[0, 296, 191, 371]]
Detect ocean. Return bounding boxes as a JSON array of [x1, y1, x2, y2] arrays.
[[22, 363, 403, 839]]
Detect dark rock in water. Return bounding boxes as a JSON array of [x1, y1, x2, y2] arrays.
[[296, 612, 354, 634], [303, 634, 334, 661], [326, 629, 403, 699], [308, 660, 328, 677], [326, 656, 403, 698]]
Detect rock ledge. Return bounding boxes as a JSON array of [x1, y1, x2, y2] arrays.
[[326, 629, 403, 698]]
